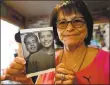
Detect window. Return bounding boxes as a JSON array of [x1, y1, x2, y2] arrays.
[[1, 19, 19, 72], [1, 19, 21, 84]]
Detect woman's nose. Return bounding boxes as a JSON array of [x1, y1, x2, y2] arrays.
[[66, 23, 74, 32], [31, 43, 34, 46], [44, 38, 48, 41]]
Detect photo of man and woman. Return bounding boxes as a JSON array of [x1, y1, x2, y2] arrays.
[[20, 27, 55, 77]]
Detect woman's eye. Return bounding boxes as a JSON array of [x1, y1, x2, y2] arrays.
[[40, 36, 44, 39], [75, 20, 82, 22], [59, 21, 66, 24], [73, 19, 85, 23], [26, 42, 30, 45], [47, 35, 51, 37]]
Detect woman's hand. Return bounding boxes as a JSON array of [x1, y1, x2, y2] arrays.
[[0, 57, 33, 84], [55, 63, 75, 84]]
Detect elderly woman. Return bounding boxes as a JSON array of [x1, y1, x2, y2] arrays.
[[1, 0, 109, 84]]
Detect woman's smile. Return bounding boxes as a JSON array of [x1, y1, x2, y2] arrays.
[[63, 33, 79, 36]]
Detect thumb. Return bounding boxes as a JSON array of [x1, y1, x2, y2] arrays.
[[57, 63, 66, 68]]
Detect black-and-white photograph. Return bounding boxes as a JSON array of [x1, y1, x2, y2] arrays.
[[20, 27, 55, 77]]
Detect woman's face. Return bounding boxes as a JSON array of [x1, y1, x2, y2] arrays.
[[25, 36, 38, 53], [57, 11, 87, 47], [39, 31, 53, 48]]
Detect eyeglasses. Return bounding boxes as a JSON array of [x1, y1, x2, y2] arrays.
[[57, 17, 85, 29]]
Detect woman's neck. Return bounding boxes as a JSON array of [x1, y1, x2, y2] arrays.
[[64, 43, 87, 58], [42, 45, 55, 55], [63, 43, 88, 72]]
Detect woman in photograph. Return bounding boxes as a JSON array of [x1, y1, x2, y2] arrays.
[[1, 0, 109, 84]]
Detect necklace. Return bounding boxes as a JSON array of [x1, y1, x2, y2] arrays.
[[76, 47, 87, 72], [60, 47, 87, 72]]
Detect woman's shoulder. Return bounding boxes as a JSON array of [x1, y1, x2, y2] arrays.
[[87, 46, 99, 52], [87, 46, 109, 60], [88, 46, 109, 54], [87, 47, 99, 57], [81, 47, 109, 71]]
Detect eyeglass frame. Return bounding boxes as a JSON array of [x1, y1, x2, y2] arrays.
[[56, 17, 86, 29]]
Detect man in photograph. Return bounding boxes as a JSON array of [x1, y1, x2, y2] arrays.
[[24, 33, 40, 83], [24, 33, 39, 56], [23, 33, 39, 72]]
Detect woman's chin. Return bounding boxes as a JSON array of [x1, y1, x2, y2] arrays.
[[64, 41, 77, 48]]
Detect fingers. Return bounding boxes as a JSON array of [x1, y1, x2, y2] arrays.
[[55, 63, 75, 84], [5, 57, 26, 75], [15, 57, 26, 65], [0, 75, 6, 81], [55, 80, 73, 84], [9, 61, 25, 70], [63, 79, 73, 84], [9, 57, 25, 71], [55, 73, 74, 80], [56, 63, 65, 68], [1, 74, 29, 83], [0, 57, 27, 83], [56, 67, 74, 75], [56, 63, 74, 75], [6, 67, 24, 75], [55, 80, 62, 84], [5, 74, 28, 83]]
